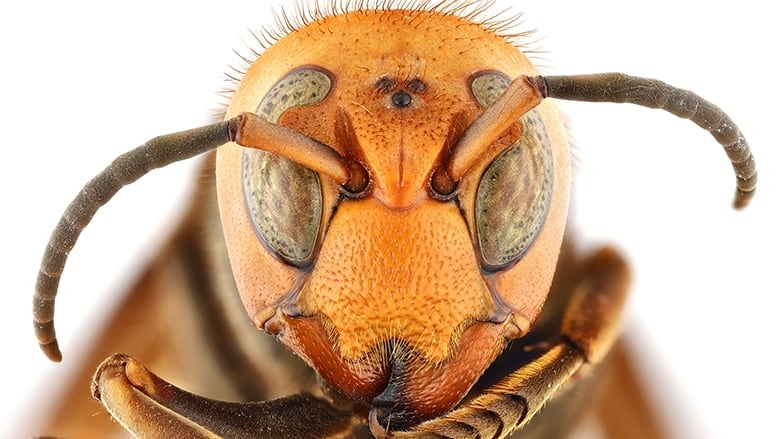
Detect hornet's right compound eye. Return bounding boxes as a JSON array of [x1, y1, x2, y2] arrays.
[[242, 68, 333, 267]]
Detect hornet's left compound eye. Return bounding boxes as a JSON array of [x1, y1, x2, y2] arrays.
[[470, 72, 554, 270], [242, 68, 333, 267]]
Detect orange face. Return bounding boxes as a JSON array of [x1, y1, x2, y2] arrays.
[[216, 7, 570, 428]]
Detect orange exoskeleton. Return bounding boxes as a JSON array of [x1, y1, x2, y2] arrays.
[[30, 1, 756, 438]]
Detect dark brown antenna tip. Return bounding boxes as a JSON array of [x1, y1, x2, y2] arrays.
[[40, 341, 62, 363], [733, 188, 755, 210]]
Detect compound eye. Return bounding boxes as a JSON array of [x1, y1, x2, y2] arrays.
[[242, 68, 332, 267], [471, 72, 554, 269]]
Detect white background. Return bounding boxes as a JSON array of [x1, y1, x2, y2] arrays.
[[1, 1, 776, 437]]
